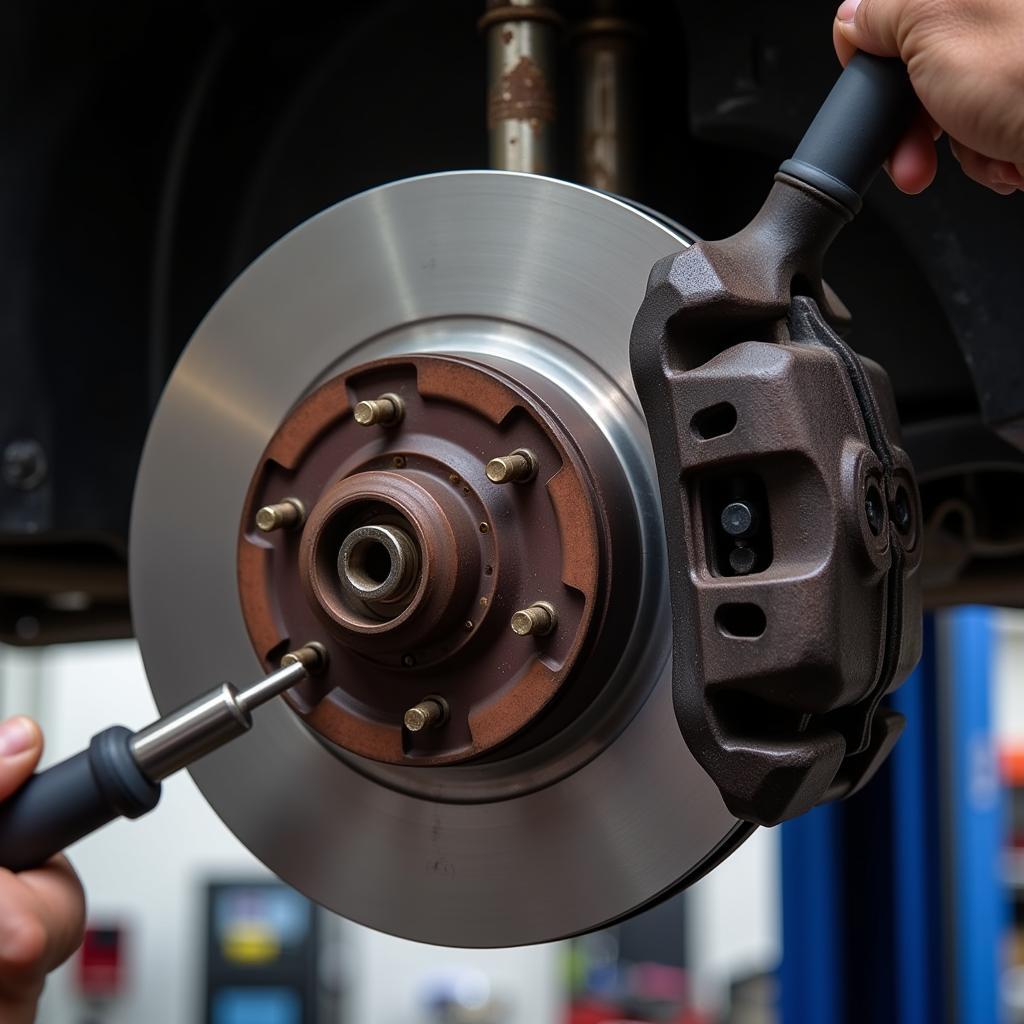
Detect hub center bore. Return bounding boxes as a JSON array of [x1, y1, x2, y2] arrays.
[[237, 353, 642, 767], [337, 524, 419, 608]]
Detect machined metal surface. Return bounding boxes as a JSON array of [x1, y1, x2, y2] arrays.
[[130, 171, 744, 947]]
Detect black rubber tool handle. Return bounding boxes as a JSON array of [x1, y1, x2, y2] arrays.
[[779, 51, 919, 214], [0, 727, 161, 872]]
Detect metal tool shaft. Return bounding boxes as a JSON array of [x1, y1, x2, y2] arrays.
[[130, 660, 308, 782], [0, 644, 325, 872]]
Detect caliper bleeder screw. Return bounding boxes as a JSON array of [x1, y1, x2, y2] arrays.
[[511, 601, 557, 637], [255, 497, 306, 533], [486, 448, 538, 484], [353, 393, 405, 427]]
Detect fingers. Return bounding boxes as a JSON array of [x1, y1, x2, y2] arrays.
[[0, 719, 42, 803], [832, 0, 938, 194], [0, 715, 87, 1014], [835, 0, 905, 58], [949, 138, 1024, 194], [0, 856, 86, 995], [16, 857, 87, 972], [887, 110, 939, 193]]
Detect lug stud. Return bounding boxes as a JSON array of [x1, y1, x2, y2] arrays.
[[353, 393, 404, 427], [281, 642, 329, 673], [510, 601, 557, 637], [404, 698, 447, 733], [486, 448, 538, 484], [255, 498, 305, 533]]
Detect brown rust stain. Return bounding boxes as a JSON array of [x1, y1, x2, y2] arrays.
[[467, 658, 558, 752], [547, 466, 600, 595], [416, 359, 517, 424], [261, 376, 350, 471], [487, 55, 555, 130]]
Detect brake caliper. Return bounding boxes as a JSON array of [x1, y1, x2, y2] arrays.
[[630, 175, 922, 826]]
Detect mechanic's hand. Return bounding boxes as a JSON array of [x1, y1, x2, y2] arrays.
[[834, 0, 1024, 195], [0, 717, 85, 1024]]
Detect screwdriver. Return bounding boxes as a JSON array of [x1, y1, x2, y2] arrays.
[[0, 643, 327, 872]]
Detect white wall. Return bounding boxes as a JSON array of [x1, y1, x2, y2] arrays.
[[4, 641, 274, 1024], [0, 641, 564, 1024], [685, 824, 781, 1014], [347, 930, 563, 1024], [995, 610, 1024, 744]]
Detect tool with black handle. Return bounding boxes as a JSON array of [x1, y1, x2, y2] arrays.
[[630, 52, 924, 826], [0, 644, 326, 872]]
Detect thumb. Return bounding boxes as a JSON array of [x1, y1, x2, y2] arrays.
[[0, 719, 43, 803], [835, 0, 906, 58]]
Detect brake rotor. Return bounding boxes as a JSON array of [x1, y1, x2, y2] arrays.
[[130, 171, 748, 947]]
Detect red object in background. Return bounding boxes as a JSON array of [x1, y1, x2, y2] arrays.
[[76, 924, 124, 998], [1002, 745, 1024, 788], [568, 1000, 710, 1024]]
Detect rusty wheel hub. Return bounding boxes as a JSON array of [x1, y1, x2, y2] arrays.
[[239, 354, 641, 765]]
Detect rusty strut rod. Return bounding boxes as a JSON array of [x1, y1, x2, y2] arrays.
[[480, 1, 562, 174], [630, 54, 923, 826]]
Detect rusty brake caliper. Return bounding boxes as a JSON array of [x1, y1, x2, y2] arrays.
[[630, 54, 924, 825]]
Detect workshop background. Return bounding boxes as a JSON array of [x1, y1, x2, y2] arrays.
[[4, 0, 1024, 1021]]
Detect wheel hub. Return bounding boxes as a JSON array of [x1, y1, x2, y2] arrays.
[[238, 353, 641, 765]]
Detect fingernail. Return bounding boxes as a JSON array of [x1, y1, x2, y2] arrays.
[[837, 0, 861, 23], [0, 717, 35, 757]]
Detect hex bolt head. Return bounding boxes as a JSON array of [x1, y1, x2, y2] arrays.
[[510, 600, 557, 637], [404, 698, 447, 733], [2, 439, 47, 491], [353, 393, 404, 427], [486, 448, 538, 484], [255, 497, 306, 533], [721, 501, 757, 538]]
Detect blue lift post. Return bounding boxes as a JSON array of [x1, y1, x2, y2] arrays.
[[942, 607, 1005, 1024], [779, 611, 1006, 1024]]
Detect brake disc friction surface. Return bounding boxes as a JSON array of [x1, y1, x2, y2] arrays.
[[130, 171, 743, 947]]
